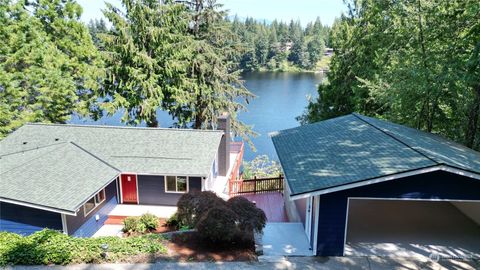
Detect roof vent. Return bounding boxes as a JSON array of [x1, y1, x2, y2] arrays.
[[55, 138, 59, 141], [22, 142, 27, 145]]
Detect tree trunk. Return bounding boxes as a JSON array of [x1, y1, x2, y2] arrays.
[[146, 113, 159, 127], [465, 86, 480, 148], [416, 0, 433, 132]]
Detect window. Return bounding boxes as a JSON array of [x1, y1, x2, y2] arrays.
[[84, 189, 106, 216], [165, 176, 188, 193]]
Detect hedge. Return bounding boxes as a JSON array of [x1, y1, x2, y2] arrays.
[[0, 229, 166, 266]]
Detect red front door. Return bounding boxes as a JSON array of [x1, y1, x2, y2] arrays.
[[121, 174, 138, 204]]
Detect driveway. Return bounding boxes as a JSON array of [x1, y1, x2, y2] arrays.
[[6, 256, 480, 270], [259, 223, 313, 256], [345, 200, 480, 259]]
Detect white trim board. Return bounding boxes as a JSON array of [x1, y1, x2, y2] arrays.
[[289, 165, 480, 201], [61, 214, 68, 235]]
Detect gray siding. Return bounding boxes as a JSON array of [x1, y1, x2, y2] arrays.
[[66, 180, 117, 235], [137, 175, 202, 206], [0, 202, 62, 235]]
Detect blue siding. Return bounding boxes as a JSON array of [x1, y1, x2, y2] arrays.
[[0, 202, 62, 235], [316, 171, 480, 256], [71, 196, 117, 237], [137, 175, 202, 206]]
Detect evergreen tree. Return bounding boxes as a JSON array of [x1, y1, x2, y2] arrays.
[[0, 0, 102, 137], [100, 0, 192, 127], [300, 0, 480, 150]]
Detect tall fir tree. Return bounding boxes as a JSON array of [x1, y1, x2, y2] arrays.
[[0, 0, 102, 137]]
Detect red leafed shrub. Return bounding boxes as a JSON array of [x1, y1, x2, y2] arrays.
[[195, 206, 239, 244], [227, 196, 266, 233], [177, 191, 226, 228]]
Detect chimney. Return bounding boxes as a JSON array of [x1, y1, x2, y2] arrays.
[[217, 113, 231, 176]]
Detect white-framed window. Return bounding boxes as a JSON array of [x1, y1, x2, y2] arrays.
[[84, 189, 106, 217], [165, 176, 188, 193]]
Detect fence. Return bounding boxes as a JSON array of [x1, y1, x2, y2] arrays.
[[229, 174, 284, 195]]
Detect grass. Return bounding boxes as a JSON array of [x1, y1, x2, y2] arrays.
[[0, 229, 167, 266], [315, 55, 332, 71]]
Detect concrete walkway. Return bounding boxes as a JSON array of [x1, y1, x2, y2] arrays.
[[108, 204, 177, 218], [5, 256, 480, 270], [260, 223, 313, 256]]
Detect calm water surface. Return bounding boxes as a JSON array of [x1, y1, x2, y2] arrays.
[[70, 72, 324, 161]]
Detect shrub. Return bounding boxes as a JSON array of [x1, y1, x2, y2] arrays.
[[227, 196, 267, 243], [139, 213, 159, 231], [0, 230, 166, 266], [122, 217, 146, 233], [165, 213, 180, 228], [177, 191, 226, 228], [227, 196, 267, 233], [176, 192, 197, 228], [195, 206, 239, 244]]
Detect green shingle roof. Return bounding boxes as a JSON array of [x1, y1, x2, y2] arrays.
[[0, 124, 223, 213], [271, 113, 480, 196], [0, 142, 120, 214]]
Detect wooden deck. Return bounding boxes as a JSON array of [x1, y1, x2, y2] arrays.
[[239, 192, 288, 222]]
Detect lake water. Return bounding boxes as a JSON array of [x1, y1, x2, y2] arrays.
[[70, 72, 324, 161]]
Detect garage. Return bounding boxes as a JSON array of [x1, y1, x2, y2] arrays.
[[345, 199, 480, 258], [271, 114, 480, 257]]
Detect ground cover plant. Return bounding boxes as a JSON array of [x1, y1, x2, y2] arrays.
[[122, 213, 160, 234], [0, 229, 166, 266]]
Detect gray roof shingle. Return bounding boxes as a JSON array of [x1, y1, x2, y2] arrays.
[[0, 142, 120, 213], [271, 114, 480, 196], [0, 124, 223, 213]]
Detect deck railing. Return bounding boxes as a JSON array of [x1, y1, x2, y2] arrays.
[[229, 174, 284, 195]]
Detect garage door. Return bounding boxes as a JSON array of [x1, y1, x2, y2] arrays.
[[344, 199, 480, 259]]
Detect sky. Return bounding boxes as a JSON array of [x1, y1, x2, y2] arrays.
[[76, 0, 346, 27]]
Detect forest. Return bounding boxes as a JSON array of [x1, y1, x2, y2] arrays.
[[229, 17, 331, 72], [1, 0, 479, 152], [299, 0, 480, 150]]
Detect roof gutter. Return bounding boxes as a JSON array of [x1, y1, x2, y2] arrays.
[[288, 165, 480, 201], [0, 197, 77, 216]]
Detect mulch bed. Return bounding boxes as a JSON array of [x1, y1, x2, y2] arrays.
[[164, 231, 257, 262], [112, 217, 256, 262]]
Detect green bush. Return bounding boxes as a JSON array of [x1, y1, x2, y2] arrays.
[[165, 213, 179, 228], [0, 230, 166, 266], [139, 213, 159, 231], [122, 217, 146, 233], [195, 206, 239, 244]]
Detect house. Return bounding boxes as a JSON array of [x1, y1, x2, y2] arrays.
[[271, 113, 480, 257], [0, 114, 243, 237]]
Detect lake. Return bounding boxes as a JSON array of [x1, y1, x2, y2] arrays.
[[70, 72, 324, 161]]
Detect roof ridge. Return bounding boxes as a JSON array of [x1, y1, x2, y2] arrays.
[[25, 122, 224, 133], [68, 142, 121, 172], [0, 141, 67, 158], [0, 143, 68, 175], [269, 114, 354, 137], [352, 113, 440, 165]]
